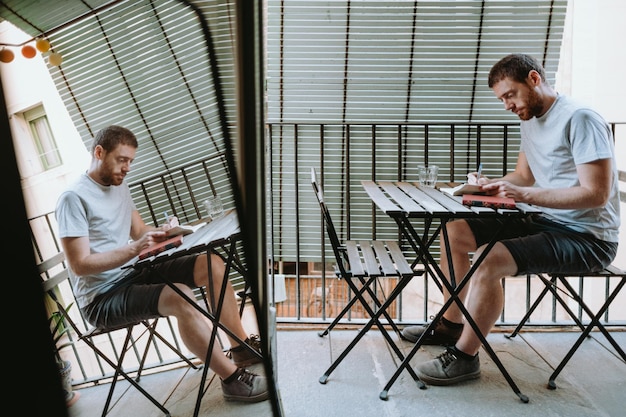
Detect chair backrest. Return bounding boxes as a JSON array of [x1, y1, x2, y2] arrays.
[[310, 167, 351, 276], [40, 252, 71, 297], [39, 252, 144, 345], [39, 252, 82, 364]]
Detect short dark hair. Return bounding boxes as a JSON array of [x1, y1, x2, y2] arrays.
[[488, 54, 546, 88], [92, 125, 138, 152]]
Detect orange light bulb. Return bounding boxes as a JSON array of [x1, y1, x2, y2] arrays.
[[22, 44, 37, 59]]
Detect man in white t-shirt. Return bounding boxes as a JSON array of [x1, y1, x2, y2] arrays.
[[56, 125, 268, 402], [403, 54, 620, 385]]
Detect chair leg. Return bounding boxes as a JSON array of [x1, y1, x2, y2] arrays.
[[507, 274, 588, 339], [318, 275, 402, 337], [237, 284, 251, 317], [319, 275, 422, 385], [506, 275, 554, 338], [317, 277, 375, 337], [81, 329, 171, 417], [82, 326, 170, 417], [141, 319, 199, 370], [547, 276, 626, 389]]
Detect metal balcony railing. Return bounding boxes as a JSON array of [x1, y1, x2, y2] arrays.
[[30, 121, 626, 387]]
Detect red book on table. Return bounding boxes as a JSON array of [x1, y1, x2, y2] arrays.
[[138, 235, 183, 260], [462, 194, 516, 210]]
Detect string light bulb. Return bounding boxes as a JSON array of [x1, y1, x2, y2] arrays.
[[21, 44, 37, 58], [35, 38, 50, 53], [0, 37, 62, 65], [48, 52, 63, 66], [0, 47, 15, 63]]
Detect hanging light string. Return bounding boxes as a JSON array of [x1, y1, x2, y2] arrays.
[[0, 0, 126, 65]]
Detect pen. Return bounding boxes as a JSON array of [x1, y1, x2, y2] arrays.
[[476, 163, 483, 180], [163, 211, 170, 225]]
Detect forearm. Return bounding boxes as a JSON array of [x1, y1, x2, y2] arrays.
[[69, 241, 144, 276], [520, 185, 606, 209], [498, 171, 533, 187]]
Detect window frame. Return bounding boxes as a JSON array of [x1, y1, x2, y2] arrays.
[[24, 105, 62, 172]]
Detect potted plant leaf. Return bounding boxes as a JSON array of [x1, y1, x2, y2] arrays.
[[48, 307, 80, 407]]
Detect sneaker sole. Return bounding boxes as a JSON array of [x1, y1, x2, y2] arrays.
[[223, 391, 269, 403], [416, 369, 481, 386]]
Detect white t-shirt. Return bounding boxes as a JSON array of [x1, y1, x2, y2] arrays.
[[520, 94, 620, 242], [56, 172, 137, 308]]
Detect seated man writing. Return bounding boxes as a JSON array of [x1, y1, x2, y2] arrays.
[[402, 53, 620, 385], [56, 125, 268, 402]]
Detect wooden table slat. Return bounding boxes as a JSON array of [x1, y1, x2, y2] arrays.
[[361, 181, 404, 214], [378, 181, 427, 213]]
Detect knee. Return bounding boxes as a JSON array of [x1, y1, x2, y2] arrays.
[[194, 254, 226, 286], [442, 220, 476, 252], [162, 284, 198, 315], [471, 244, 515, 284]]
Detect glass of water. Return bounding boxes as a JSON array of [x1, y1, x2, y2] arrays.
[[418, 165, 428, 186], [426, 165, 439, 187], [204, 195, 224, 220]]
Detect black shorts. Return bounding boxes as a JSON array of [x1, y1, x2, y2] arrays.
[[82, 254, 198, 328], [466, 215, 617, 276]]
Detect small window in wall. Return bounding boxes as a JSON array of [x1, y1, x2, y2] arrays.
[[24, 106, 62, 171]]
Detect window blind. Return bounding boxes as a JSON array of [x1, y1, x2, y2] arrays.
[[265, 0, 567, 262]]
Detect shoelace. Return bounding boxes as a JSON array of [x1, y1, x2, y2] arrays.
[[436, 348, 458, 369], [225, 334, 261, 358], [246, 334, 261, 350], [237, 369, 256, 387]]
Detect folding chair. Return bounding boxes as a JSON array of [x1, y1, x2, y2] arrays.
[[40, 252, 199, 417], [506, 265, 626, 389], [311, 168, 424, 384]]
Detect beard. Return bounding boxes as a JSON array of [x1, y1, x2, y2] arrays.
[[99, 166, 125, 186], [517, 88, 544, 120]]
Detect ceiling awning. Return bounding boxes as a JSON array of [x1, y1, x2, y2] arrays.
[[1, 0, 569, 172]]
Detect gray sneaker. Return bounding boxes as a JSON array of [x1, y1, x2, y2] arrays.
[[221, 368, 269, 403], [416, 347, 480, 385], [228, 335, 263, 367], [401, 317, 462, 345]]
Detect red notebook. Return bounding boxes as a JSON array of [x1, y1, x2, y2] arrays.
[[462, 194, 516, 210], [138, 235, 183, 260]]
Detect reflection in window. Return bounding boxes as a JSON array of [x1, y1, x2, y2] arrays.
[[24, 106, 62, 171]]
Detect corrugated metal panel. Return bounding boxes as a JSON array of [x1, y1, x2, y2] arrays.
[[26, 0, 240, 220], [266, 0, 567, 124]]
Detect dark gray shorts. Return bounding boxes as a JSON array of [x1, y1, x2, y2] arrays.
[[466, 215, 617, 276], [82, 254, 198, 328]]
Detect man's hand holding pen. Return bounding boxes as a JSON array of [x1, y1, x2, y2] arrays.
[[161, 211, 179, 231], [467, 163, 488, 185]]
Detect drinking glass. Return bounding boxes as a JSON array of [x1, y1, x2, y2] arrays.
[[204, 195, 224, 220], [426, 165, 439, 187], [418, 165, 428, 186]]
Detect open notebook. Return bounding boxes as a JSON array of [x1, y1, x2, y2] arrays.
[[165, 222, 207, 238], [439, 183, 484, 196]]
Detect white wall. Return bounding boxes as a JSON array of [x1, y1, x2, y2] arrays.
[[567, 0, 626, 122], [0, 22, 89, 218], [555, 0, 626, 269]]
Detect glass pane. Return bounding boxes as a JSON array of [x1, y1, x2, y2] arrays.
[[29, 116, 62, 170]]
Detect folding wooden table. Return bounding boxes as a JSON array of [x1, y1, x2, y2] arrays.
[[362, 181, 542, 403], [128, 209, 257, 417]]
